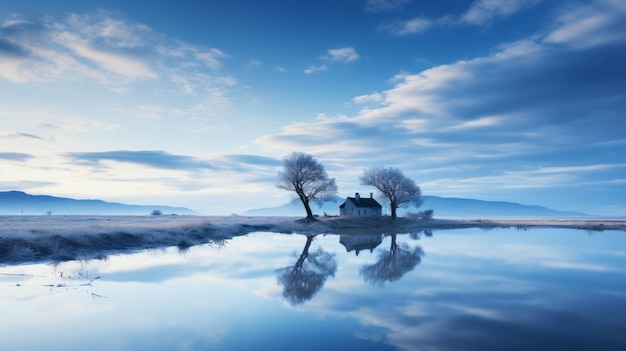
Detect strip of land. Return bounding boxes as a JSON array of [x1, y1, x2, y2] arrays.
[[1, 215, 624, 265]]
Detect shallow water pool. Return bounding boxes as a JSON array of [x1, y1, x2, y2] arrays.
[[1, 227, 625, 350]]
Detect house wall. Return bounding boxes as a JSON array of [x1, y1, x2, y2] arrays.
[[341, 200, 381, 217]]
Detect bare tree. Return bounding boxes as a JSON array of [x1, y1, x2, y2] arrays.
[[275, 235, 337, 305], [360, 234, 424, 285], [276, 152, 337, 220], [360, 167, 422, 219]]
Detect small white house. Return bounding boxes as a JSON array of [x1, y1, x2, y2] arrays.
[[339, 234, 383, 256], [339, 193, 382, 217]]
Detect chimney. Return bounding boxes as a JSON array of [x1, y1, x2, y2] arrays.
[[355, 192, 360, 202], [370, 192, 373, 199]]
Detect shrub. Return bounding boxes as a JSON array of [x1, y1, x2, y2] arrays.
[[406, 209, 434, 220]]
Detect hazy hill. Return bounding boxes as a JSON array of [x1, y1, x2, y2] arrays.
[[0, 191, 197, 215], [242, 195, 590, 218]]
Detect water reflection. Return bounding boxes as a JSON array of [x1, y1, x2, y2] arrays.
[[275, 235, 338, 305], [1, 259, 108, 300], [274, 231, 427, 305], [360, 233, 424, 285], [339, 234, 383, 256], [2, 227, 626, 351]]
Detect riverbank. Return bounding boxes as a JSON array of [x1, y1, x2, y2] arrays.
[[1, 215, 624, 265]]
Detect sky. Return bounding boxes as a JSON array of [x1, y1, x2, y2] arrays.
[[0, 0, 625, 216]]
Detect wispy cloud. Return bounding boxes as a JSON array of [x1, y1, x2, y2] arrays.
[[65, 150, 281, 173], [323, 47, 360, 63], [0, 152, 32, 161], [304, 64, 328, 74], [544, 0, 626, 48], [353, 92, 384, 105], [0, 180, 56, 190], [305, 46, 359, 74], [461, 0, 541, 25], [214, 154, 281, 168], [0, 132, 43, 140], [246, 59, 261, 69], [54, 24, 156, 79], [364, 0, 411, 12], [0, 12, 154, 83], [380, 17, 433, 35], [66, 150, 215, 170], [0, 11, 231, 94], [381, 0, 541, 35]]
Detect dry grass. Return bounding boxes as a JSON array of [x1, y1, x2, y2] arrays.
[[1, 215, 624, 265]]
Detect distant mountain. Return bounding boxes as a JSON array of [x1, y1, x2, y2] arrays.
[[418, 195, 589, 218], [241, 195, 590, 218], [0, 191, 197, 215], [242, 197, 344, 217]]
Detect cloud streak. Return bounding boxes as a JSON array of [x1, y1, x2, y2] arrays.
[[381, 0, 541, 35], [0, 11, 230, 88], [0, 152, 32, 161], [305, 47, 359, 74], [65, 150, 281, 173], [304, 64, 328, 74], [364, 0, 411, 12], [0, 132, 43, 140], [66, 150, 216, 171], [323, 47, 360, 63], [462, 0, 541, 25]]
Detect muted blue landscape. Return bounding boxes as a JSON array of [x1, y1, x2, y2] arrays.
[[1, 0, 625, 350]]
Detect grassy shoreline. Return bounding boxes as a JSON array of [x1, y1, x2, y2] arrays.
[[1, 215, 624, 265]]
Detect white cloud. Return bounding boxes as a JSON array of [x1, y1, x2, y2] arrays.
[[353, 92, 384, 104], [543, 0, 626, 48], [55, 31, 157, 79], [304, 64, 328, 74], [364, 0, 411, 12], [381, 17, 433, 35], [445, 116, 504, 130], [274, 66, 289, 73], [304, 47, 359, 75], [462, 0, 541, 25], [323, 47, 360, 63], [246, 59, 261, 68], [0, 11, 230, 91], [193, 48, 227, 69], [381, 0, 540, 35]]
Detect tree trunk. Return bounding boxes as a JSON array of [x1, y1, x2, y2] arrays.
[[301, 197, 316, 220], [294, 235, 314, 273], [390, 234, 397, 255], [390, 203, 397, 219]]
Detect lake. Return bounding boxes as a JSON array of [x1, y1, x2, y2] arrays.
[[1, 226, 625, 350]]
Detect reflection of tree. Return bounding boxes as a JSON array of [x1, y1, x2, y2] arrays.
[[410, 229, 432, 240], [275, 235, 337, 306], [360, 234, 424, 285]]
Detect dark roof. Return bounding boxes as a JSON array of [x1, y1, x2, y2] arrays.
[[339, 234, 383, 255], [339, 197, 382, 208]]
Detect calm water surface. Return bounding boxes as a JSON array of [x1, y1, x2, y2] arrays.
[[1, 227, 625, 351]]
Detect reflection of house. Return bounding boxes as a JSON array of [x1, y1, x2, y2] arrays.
[[340, 234, 383, 256], [339, 193, 382, 216]]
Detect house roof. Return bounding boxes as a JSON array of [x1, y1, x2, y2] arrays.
[[339, 234, 383, 255], [339, 197, 382, 208]]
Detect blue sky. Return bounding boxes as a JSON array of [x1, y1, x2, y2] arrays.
[[1, 0, 624, 215]]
